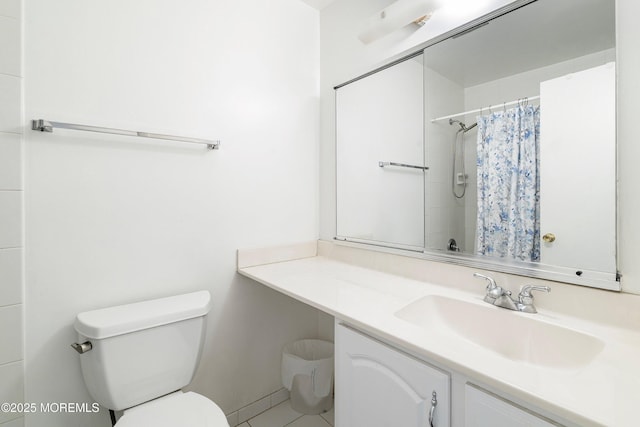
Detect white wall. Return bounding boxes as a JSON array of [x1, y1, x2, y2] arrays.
[[0, 0, 24, 426], [23, 1, 320, 426]]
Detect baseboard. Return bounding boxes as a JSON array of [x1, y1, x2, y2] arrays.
[[225, 388, 290, 427]]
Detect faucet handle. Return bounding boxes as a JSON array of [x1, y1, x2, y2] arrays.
[[518, 285, 551, 305], [473, 273, 504, 301], [473, 273, 497, 291]]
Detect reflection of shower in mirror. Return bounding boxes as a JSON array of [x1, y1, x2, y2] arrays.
[[449, 118, 476, 199]]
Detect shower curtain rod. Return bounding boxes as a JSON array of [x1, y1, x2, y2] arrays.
[[430, 95, 540, 123], [31, 119, 220, 150]]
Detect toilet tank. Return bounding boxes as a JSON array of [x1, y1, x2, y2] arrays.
[[73, 291, 211, 411]]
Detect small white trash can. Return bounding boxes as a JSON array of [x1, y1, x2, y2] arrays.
[[281, 339, 334, 414]]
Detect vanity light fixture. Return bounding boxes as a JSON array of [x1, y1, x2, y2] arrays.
[[358, 0, 444, 44]]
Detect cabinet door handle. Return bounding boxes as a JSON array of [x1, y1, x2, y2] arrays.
[[429, 391, 437, 427]]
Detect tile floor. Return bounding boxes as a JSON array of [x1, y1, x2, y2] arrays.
[[240, 399, 334, 427]]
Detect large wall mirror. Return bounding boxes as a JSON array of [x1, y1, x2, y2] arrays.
[[335, 0, 618, 290]]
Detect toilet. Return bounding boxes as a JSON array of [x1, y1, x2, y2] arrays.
[[72, 291, 229, 426]]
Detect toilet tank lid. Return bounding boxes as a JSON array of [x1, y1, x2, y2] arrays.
[[74, 291, 211, 339]]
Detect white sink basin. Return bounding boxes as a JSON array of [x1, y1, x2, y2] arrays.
[[395, 295, 604, 369]]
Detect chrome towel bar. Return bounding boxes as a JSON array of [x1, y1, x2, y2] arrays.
[[378, 161, 429, 171], [31, 119, 220, 150]]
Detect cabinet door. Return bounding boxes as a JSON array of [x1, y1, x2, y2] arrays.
[[336, 323, 450, 427], [465, 384, 559, 427]]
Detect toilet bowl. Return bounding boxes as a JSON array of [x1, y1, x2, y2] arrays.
[[72, 291, 229, 426], [115, 391, 227, 427]]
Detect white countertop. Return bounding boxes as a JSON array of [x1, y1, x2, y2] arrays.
[[237, 242, 640, 427]]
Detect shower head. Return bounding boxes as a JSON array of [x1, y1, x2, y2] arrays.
[[449, 118, 477, 133]]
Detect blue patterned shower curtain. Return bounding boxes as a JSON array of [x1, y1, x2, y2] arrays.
[[476, 105, 540, 262]]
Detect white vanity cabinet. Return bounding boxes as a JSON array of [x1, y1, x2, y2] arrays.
[[335, 323, 451, 427], [335, 322, 567, 427], [464, 385, 558, 427]]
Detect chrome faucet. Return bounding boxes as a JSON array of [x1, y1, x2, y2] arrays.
[[516, 285, 552, 313], [473, 273, 550, 313], [473, 273, 515, 309]]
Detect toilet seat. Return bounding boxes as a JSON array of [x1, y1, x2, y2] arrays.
[[115, 391, 229, 427]]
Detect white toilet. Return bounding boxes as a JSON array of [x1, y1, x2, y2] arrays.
[[72, 291, 229, 426]]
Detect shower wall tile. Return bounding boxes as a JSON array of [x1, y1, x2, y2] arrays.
[[428, 232, 446, 251], [0, 305, 22, 364], [428, 159, 448, 184], [0, 191, 22, 248], [0, 133, 22, 190], [0, 2, 23, 427], [0, 0, 20, 19], [0, 416, 24, 427], [0, 361, 24, 424], [428, 183, 445, 208], [0, 16, 20, 76], [0, 75, 21, 133], [0, 249, 22, 306], [429, 207, 450, 236]]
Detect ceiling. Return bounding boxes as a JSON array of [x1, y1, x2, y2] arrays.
[[299, 0, 337, 10], [421, 0, 615, 88], [300, 0, 614, 89]]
